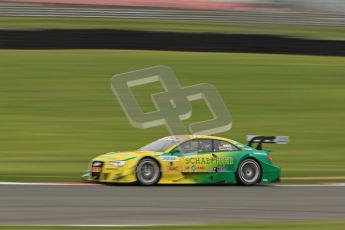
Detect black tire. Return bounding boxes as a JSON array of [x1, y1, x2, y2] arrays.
[[136, 158, 161, 186], [236, 159, 261, 186]]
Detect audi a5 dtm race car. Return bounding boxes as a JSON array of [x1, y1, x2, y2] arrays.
[[82, 135, 288, 186]]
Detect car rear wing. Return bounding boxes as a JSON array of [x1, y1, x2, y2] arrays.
[[247, 135, 289, 150]]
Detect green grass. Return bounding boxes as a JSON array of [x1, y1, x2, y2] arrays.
[[0, 50, 344, 182], [1, 221, 345, 230], [1, 17, 345, 40]]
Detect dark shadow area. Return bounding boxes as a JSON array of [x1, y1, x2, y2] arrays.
[[1, 29, 344, 56], [98, 182, 275, 187]]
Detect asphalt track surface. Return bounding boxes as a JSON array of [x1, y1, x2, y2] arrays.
[[0, 183, 345, 225]]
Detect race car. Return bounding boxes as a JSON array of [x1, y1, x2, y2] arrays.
[[82, 135, 287, 185]]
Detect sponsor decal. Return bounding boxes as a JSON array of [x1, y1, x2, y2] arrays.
[[253, 152, 267, 156], [185, 165, 205, 171], [213, 167, 227, 172], [185, 157, 233, 165], [168, 166, 179, 171], [218, 144, 233, 151], [160, 155, 179, 161]]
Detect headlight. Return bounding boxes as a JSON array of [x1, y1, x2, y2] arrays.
[[108, 161, 126, 167], [92, 161, 103, 167]]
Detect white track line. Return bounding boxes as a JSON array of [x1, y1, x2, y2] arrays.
[[26, 224, 172, 227], [273, 183, 345, 187], [282, 176, 345, 180], [13, 225, 175, 228]]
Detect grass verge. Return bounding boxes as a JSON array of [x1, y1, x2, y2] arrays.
[[0, 50, 344, 181]]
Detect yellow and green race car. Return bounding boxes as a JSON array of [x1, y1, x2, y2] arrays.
[[82, 135, 286, 186]]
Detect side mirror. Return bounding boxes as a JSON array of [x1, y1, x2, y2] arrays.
[[170, 148, 181, 154]]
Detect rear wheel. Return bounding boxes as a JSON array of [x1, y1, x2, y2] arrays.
[[237, 159, 261, 185], [136, 158, 161, 186]]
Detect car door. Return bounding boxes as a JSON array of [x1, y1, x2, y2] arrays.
[[171, 139, 226, 183], [212, 139, 239, 175], [180, 139, 214, 174]]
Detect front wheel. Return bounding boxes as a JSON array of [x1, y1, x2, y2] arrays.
[[236, 159, 261, 186], [136, 158, 161, 186]]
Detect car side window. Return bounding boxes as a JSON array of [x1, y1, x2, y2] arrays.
[[213, 140, 239, 152], [197, 139, 213, 153], [176, 139, 213, 154], [178, 140, 199, 153]]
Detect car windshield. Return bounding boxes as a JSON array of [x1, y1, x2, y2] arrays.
[[140, 136, 187, 152]]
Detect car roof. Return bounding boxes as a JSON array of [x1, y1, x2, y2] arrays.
[[164, 135, 233, 142], [161, 135, 241, 152]]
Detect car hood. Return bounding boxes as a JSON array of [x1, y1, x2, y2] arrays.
[[92, 150, 162, 162]]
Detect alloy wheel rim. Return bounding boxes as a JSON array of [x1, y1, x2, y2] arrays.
[[240, 160, 260, 184], [137, 160, 159, 184]]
